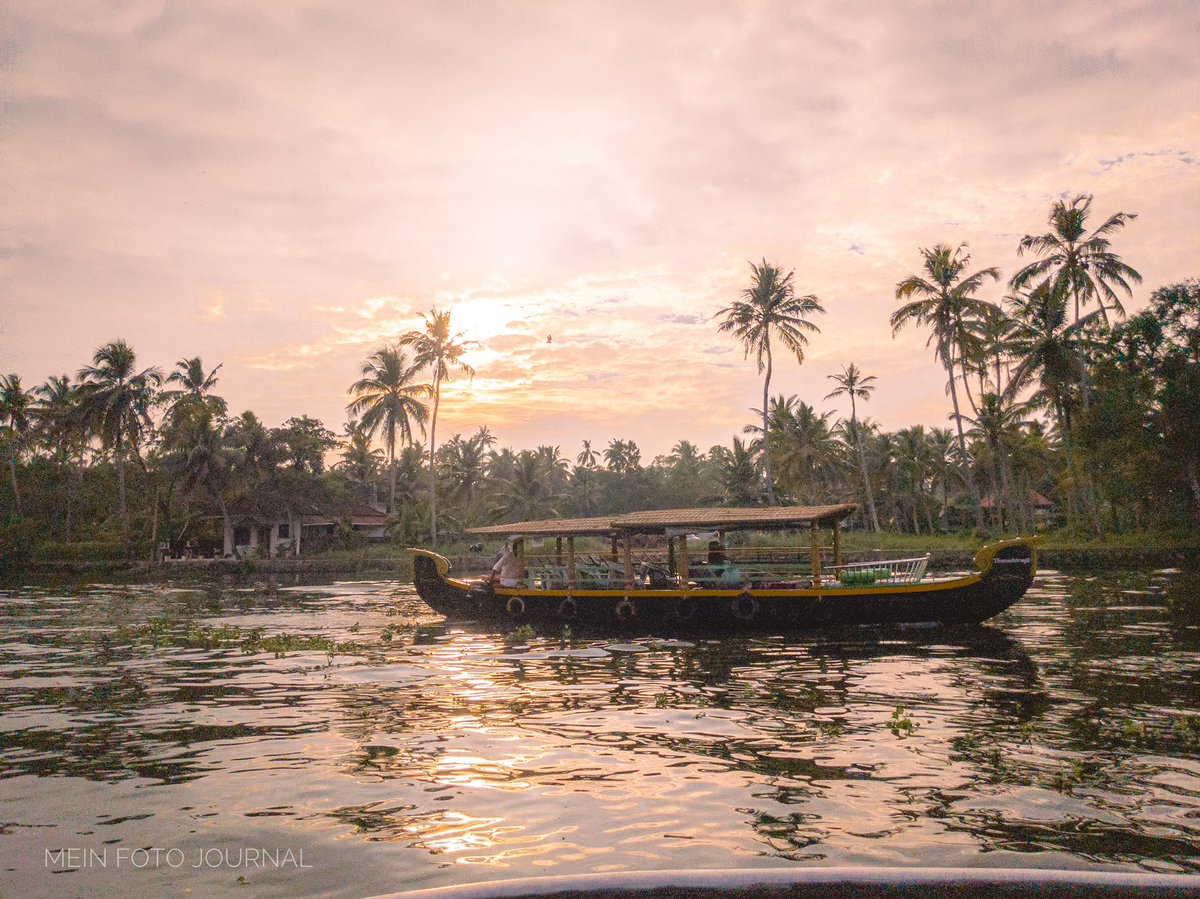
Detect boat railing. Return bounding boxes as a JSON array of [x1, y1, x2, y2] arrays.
[[829, 555, 930, 586], [521, 551, 931, 590]]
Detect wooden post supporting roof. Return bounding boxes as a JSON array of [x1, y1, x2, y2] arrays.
[[566, 536, 576, 591], [810, 522, 822, 589], [556, 537, 563, 565], [678, 535, 689, 591], [622, 534, 634, 592], [515, 538, 526, 589], [833, 520, 842, 570]]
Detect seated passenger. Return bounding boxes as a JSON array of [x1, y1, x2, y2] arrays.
[[487, 542, 522, 588]]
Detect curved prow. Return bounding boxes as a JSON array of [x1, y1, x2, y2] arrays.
[[408, 549, 460, 612], [409, 548, 452, 581], [973, 537, 1038, 579]]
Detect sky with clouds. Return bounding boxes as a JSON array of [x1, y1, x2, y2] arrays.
[[2, 0, 1197, 459]]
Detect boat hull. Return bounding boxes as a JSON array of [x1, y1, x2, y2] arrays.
[[410, 539, 1036, 633]]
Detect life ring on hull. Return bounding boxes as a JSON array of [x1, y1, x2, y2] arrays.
[[731, 592, 759, 621], [810, 597, 835, 624], [558, 597, 579, 619], [614, 598, 637, 621], [506, 596, 526, 617]]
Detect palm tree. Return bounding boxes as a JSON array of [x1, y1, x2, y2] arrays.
[[1002, 280, 1100, 528], [164, 357, 224, 404], [75, 340, 163, 539], [892, 425, 935, 533], [569, 464, 602, 516], [1003, 281, 1092, 435], [440, 427, 495, 524], [964, 393, 1032, 532], [163, 403, 237, 555], [32, 374, 86, 539], [337, 419, 385, 486], [1010, 194, 1141, 412], [227, 411, 277, 481], [1011, 193, 1141, 327], [716, 259, 825, 504], [604, 438, 641, 474], [892, 243, 999, 531], [576, 439, 599, 469], [661, 440, 707, 507], [713, 437, 760, 506], [163, 358, 226, 429], [754, 398, 841, 505], [346, 346, 431, 516], [492, 450, 564, 521], [927, 426, 957, 530], [825, 364, 882, 532], [399, 307, 479, 545], [534, 445, 571, 495], [1, 374, 32, 518]]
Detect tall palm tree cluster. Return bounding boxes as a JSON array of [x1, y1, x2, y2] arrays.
[[714, 195, 1195, 534], [2, 196, 1197, 559]]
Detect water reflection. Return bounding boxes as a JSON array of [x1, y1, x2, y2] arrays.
[[1, 568, 1198, 897]]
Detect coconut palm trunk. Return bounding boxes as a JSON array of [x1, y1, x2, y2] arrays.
[[116, 440, 129, 539], [7, 458, 20, 518], [398, 308, 478, 547], [945, 342, 986, 531], [760, 339, 775, 504], [849, 400, 881, 534], [427, 381, 442, 544], [388, 453, 398, 516]]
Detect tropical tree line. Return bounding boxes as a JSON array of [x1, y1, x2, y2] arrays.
[[713, 194, 1198, 535], [2, 195, 1198, 560]]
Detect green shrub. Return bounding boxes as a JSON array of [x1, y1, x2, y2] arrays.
[[0, 519, 41, 564], [33, 539, 135, 562]]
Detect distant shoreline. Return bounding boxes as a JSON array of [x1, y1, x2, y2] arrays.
[[3, 545, 1196, 580]]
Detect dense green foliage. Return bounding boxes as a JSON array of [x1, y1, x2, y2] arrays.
[[2, 198, 1197, 562]]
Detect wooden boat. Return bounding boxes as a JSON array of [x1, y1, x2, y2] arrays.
[[409, 505, 1037, 632]]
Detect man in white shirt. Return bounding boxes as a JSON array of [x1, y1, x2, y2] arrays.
[[488, 542, 522, 587]]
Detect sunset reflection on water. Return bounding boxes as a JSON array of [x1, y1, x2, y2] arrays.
[[1, 568, 1198, 897]]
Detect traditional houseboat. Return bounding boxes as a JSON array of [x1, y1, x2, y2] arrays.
[[409, 505, 1036, 631]]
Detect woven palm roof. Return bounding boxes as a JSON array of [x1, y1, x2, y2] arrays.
[[464, 515, 619, 537], [465, 505, 858, 537], [613, 504, 858, 532]]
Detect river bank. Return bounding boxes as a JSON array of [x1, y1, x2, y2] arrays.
[[4, 544, 1196, 581]]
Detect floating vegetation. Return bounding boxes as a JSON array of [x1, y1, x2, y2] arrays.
[[1049, 759, 1095, 794], [504, 624, 536, 646], [888, 704, 919, 738], [77, 619, 369, 659]]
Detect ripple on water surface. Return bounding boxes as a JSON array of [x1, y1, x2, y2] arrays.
[[1, 568, 1199, 897]]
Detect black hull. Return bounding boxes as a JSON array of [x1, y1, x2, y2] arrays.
[[410, 540, 1035, 634]]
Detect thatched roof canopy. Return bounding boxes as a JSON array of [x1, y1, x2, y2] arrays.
[[464, 504, 858, 538], [612, 505, 858, 533], [464, 515, 618, 538]]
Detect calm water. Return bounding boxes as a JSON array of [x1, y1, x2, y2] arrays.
[[2, 566, 1199, 897]]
